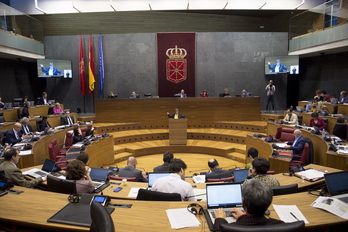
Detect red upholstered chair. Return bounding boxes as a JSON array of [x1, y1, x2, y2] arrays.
[[48, 139, 68, 170], [289, 143, 309, 168], [266, 171, 275, 175], [275, 127, 295, 142], [80, 127, 87, 138], [109, 176, 137, 182], [60, 131, 73, 155], [206, 176, 234, 182]]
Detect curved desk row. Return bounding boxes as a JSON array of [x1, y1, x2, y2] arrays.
[[297, 101, 348, 116]]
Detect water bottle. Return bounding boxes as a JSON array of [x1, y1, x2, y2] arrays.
[[322, 129, 326, 136]]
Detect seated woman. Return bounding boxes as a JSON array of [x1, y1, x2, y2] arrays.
[[243, 157, 279, 187], [21, 96, 28, 107], [85, 124, 94, 137], [107, 91, 117, 99], [72, 126, 84, 144], [241, 90, 250, 97], [309, 112, 326, 130], [200, 89, 209, 97], [38, 115, 52, 132], [66, 159, 94, 194], [314, 89, 323, 101], [53, 102, 63, 114]]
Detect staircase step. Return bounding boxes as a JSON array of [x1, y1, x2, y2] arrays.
[[114, 145, 126, 153], [226, 152, 246, 164], [114, 152, 133, 163]]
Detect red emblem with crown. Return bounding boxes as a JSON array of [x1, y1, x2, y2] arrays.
[[166, 45, 187, 83]]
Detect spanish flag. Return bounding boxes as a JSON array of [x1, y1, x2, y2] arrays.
[[88, 34, 95, 95]]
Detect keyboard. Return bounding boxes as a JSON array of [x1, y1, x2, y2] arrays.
[[93, 182, 110, 193], [338, 196, 348, 203], [34, 170, 47, 176], [210, 210, 234, 218]]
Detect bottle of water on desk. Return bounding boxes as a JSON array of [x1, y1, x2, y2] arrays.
[[322, 129, 326, 136]]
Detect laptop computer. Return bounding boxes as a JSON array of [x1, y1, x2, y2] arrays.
[[89, 168, 109, 189], [23, 159, 56, 178], [203, 183, 243, 231], [233, 169, 249, 183], [324, 171, 348, 203], [148, 172, 170, 188]]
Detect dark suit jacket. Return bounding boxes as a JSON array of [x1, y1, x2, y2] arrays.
[[287, 136, 306, 157], [213, 215, 284, 231], [61, 116, 75, 125], [5, 129, 22, 145], [38, 97, 49, 105], [338, 96, 348, 103], [73, 134, 83, 144], [21, 124, 34, 134], [38, 121, 51, 132], [168, 113, 186, 119], [205, 168, 232, 179], [118, 166, 148, 182], [20, 106, 29, 118], [85, 129, 94, 137], [153, 163, 170, 173]]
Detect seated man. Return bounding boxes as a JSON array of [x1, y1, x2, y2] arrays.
[[338, 91, 348, 104], [304, 100, 319, 112], [244, 157, 279, 187], [5, 123, 24, 145], [153, 151, 174, 173], [282, 109, 298, 125], [20, 117, 34, 135], [245, 147, 258, 169], [20, 101, 30, 119], [118, 157, 148, 182], [285, 129, 306, 161], [152, 158, 196, 201], [85, 124, 94, 137], [205, 159, 232, 179], [0, 148, 46, 188], [213, 179, 284, 231], [167, 108, 185, 119], [61, 110, 75, 126]]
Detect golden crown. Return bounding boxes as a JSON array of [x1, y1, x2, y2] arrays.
[[166, 45, 187, 59]]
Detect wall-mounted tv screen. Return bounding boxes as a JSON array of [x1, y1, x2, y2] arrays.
[[37, 59, 72, 78], [265, 55, 299, 75]]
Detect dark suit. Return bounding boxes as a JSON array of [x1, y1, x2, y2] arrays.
[[153, 163, 170, 173], [338, 96, 348, 103], [118, 166, 148, 182], [0, 161, 43, 188], [85, 129, 94, 137], [213, 215, 284, 231], [21, 124, 34, 134], [5, 129, 22, 145], [61, 116, 75, 126], [38, 97, 49, 105], [38, 121, 51, 132], [168, 113, 185, 119], [73, 134, 83, 144], [205, 168, 232, 179], [20, 106, 29, 118], [287, 135, 306, 160]]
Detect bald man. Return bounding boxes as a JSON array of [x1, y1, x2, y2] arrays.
[[205, 159, 232, 179], [285, 129, 306, 160], [5, 123, 24, 145], [118, 157, 148, 182]]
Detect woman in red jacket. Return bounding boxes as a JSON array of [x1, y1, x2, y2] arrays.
[[309, 112, 326, 130]]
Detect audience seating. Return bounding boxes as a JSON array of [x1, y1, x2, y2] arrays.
[[48, 107, 54, 115], [60, 131, 73, 155], [48, 139, 68, 170], [219, 220, 305, 232], [109, 176, 137, 182], [136, 189, 181, 201], [272, 184, 298, 196], [333, 123, 347, 140], [47, 175, 76, 194], [12, 98, 22, 108], [206, 176, 234, 182], [90, 201, 115, 232], [275, 127, 295, 142], [289, 143, 309, 168]]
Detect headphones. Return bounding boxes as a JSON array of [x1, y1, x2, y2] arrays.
[[68, 193, 81, 203], [187, 203, 203, 215], [308, 187, 326, 197]]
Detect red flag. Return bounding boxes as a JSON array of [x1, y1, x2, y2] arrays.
[[89, 34, 95, 95], [79, 35, 86, 96]]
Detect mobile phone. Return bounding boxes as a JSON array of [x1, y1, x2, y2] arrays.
[[114, 187, 123, 192]]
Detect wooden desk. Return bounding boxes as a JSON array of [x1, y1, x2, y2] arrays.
[[337, 104, 348, 115], [1, 105, 64, 122]]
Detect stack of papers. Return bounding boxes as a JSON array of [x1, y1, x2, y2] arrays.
[[311, 196, 348, 219], [166, 208, 200, 229], [294, 169, 325, 182], [273, 205, 309, 223]]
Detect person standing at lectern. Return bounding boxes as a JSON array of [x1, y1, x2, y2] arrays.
[[167, 108, 186, 119]]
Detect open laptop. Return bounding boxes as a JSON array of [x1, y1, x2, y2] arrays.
[[89, 168, 109, 189], [23, 159, 55, 178], [148, 172, 170, 188], [233, 169, 249, 183], [324, 171, 348, 203], [203, 183, 243, 231]]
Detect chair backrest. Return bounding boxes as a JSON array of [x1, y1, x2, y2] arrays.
[[36, 120, 43, 132], [48, 107, 54, 115], [206, 176, 234, 182], [0, 115, 4, 123], [12, 98, 22, 107], [109, 176, 137, 182], [136, 188, 182, 201], [60, 116, 67, 125], [275, 127, 295, 142], [272, 184, 298, 196], [144, 93, 152, 98], [322, 118, 328, 130], [80, 127, 87, 137], [266, 171, 275, 175], [300, 143, 310, 165], [297, 114, 303, 125], [89, 201, 115, 232], [333, 123, 347, 140], [65, 131, 73, 147], [47, 175, 76, 194], [219, 221, 305, 232], [0, 130, 7, 146], [48, 139, 59, 161]]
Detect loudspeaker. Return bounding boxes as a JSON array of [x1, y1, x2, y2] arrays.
[[187, 203, 203, 215]]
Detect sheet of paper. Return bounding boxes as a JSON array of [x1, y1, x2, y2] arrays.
[[311, 196, 348, 219], [193, 189, 206, 201], [296, 169, 324, 180], [19, 150, 32, 156], [275, 143, 288, 148], [273, 205, 309, 223], [166, 208, 200, 229], [127, 187, 145, 198], [22, 168, 40, 175]]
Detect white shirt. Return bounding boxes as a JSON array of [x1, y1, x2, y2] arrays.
[[152, 173, 196, 201]]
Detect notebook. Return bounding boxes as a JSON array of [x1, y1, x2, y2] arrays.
[[233, 169, 249, 183], [23, 159, 55, 178], [148, 172, 170, 188], [203, 183, 243, 231], [324, 171, 348, 203], [89, 168, 109, 189]]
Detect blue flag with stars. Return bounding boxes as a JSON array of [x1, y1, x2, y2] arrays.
[[99, 34, 105, 98]]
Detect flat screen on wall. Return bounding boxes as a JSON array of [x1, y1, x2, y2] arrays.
[[37, 59, 72, 78], [265, 55, 299, 75]]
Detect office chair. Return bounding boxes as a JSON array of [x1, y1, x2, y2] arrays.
[[48, 139, 68, 170], [136, 189, 182, 201], [219, 220, 305, 232], [0, 112, 4, 123], [12, 98, 22, 107], [0, 130, 7, 145], [266, 171, 275, 175], [48, 107, 54, 115], [272, 184, 298, 196], [60, 131, 74, 155], [297, 115, 303, 125], [289, 143, 309, 169], [206, 176, 234, 182], [36, 119, 43, 132], [333, 123, 347, 140], [47, 175, 76, 194], [144, 93, 152, 98], [109, 176, 137, 182], [90, 201, 115, 232], [275, 127, 295, 142]]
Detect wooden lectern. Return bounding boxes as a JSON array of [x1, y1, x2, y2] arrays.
[[169, 118, 187, 145]]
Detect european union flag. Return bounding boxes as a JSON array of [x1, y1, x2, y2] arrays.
[[99, 34, 105, 98]]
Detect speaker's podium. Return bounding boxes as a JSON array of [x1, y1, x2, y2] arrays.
[[169, 118, 187, 145]]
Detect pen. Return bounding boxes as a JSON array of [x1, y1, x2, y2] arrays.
[[290, 212, 299, 221]]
